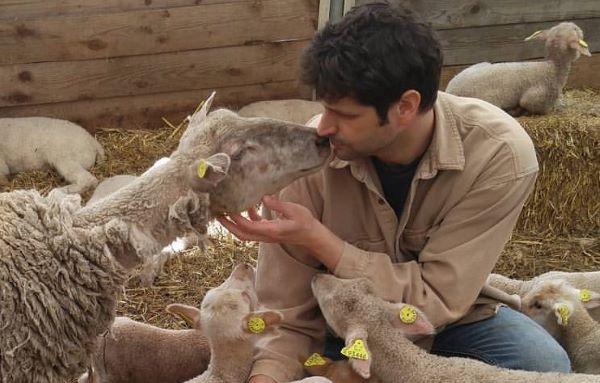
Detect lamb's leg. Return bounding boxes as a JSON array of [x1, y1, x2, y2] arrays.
[[52, 160, 99, 194], [0, 158, 9, 185], [519, 86, 553, 115]]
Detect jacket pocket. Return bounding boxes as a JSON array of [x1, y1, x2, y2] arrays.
[[401, 226, 433, 253]]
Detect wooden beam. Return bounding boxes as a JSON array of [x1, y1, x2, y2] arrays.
[[0, 0, 318, 65], [356, 0, 600, 29], [440, 54, 600, 90], [0, 39, 311, 108], [0, 0, 252, 20], [0, 81, 312, 132], [438, 18, 600, 66]]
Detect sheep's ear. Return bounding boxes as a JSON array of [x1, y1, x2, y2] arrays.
[[578, 289, 600, 309], [553, 302, 574, 327], [166, 303, 202, 330], [389, 304, 436, 336], [570, 39, 592, 57], [341, 334, 371, 379], [187, 91, 216, 127], [187, 153, 231, 191], [243, 310, 283, 334], [524, 29, 550, 41]]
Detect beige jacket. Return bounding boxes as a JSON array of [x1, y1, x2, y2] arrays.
[[250, 92, 539, 382]]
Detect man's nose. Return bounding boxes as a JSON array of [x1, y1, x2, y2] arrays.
[[316, 111, 337, 137]]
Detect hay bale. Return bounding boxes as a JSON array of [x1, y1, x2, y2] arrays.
[[516, 89, 600, 236]]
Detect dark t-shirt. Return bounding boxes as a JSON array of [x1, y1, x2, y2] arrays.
[[372, 156, 421, 218]]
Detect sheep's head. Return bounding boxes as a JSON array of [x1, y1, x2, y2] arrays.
[[521, 279, 600, 336], [311, 274, 434, 379], [525, 22, 591, 62], [176, 94, 331, 214]]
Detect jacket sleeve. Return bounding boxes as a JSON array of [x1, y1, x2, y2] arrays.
[[333, 172, 537, 328], [250, 174, 326, 382]]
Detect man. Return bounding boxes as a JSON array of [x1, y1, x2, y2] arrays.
[[218, 2, 569, 382]]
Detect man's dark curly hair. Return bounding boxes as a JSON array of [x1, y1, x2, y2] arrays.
[[300, 1, 443, 121]]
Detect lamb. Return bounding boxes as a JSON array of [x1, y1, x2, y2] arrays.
[[445, 22, 591, 116], [487, 271, 600, 321], [521, 279, 600, 374], [77, 304, 211, 383], [311, 273, 600, 383], [0, 116, 105, 193], [237, 99, 324, 125], [0, 92, 331, 383], [182, 263, 283, 383]]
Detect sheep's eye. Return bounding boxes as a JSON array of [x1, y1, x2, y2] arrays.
[[532, 301, 543, 309], [230, 148, 245, 161], [227, 303, 239, 310]]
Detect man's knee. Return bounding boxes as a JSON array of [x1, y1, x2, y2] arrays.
[[517, 336, 571, 373]]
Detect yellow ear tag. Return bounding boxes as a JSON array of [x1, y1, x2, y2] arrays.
[[557, 304, 570, 327], [580, 289, 592, 302], [247, 316, 266, 334], [579, 39, 589, 48], [197, 159, 208, 178], [341, 339, 369, 360], [399, 305, 418, 324], [304, 353, 327, 367]]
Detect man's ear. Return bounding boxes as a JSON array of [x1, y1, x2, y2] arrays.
[[187, 153, 231, 191], [166, 303, 202, 330], [389, 303, 436, 337], [243, 310, 283, 334], [577, 288, 600, 309], [553, 302, 574, 326], [388, 90, 421, 125]]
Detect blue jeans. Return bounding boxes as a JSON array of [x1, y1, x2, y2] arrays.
[[323, 306, 571, 372]]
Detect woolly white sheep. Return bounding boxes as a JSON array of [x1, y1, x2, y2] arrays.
[[0, 92, 331, 383], [446, 22, 591, 116], [487, 271, 600, 321], [311, 274, 600, 383], [0, 117, 105, 194], [237, 99, 324, 125], [77, 304, 211, 383], [521, 279, 600, 374]]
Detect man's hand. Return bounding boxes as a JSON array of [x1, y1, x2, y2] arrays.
[[217, 195, 344, 271], [248, 375, 277, 383]]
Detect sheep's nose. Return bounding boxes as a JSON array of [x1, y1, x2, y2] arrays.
[[316, 136, 330, 147]]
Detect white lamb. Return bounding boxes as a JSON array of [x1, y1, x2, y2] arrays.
[[0, 92, 331, 383], [311, 274, 600, 383], [521, 279, 600, 374], [237, 99, 324, 125], [0, 117, 105, 193], [78, 304, 211, 383], [487, 271, 600, 321], [446, 22, 591, 116]]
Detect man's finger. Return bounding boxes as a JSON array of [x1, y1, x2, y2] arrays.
[[247, 208, 263, 222]]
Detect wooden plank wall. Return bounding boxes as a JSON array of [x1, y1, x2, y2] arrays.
[[355, 0, 600, 89], [0, 0, 319, 131]]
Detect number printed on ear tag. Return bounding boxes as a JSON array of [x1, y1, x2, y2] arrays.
[[341, 339, 369, 360], [304, 353, 327, 367], [247, 316, 266, 334]]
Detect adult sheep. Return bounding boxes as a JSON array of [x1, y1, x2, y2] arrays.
[[0, 92, 331, 383]]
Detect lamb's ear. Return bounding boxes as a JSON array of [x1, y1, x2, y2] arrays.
[[187, 153, 231, 191], [570, 39, 592, 57], [578, 288, 600, 309], [166, 303, 202, 330], [389, 304, 436, 336], [243, 310, 283, 334], [553, 302, 575, 327], [524, 29, 550, 41], [342, 325, 371, 379]]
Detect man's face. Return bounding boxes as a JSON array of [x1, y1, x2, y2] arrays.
[[317, 97, 400, 161]]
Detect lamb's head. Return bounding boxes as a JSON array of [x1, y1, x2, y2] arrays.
[[521, 279, 600, 337], [525, 22, 591, 62], [311, 274, 434, 379], [198, 263, 281, 339], [176, 94, 331, 214]]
